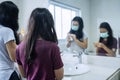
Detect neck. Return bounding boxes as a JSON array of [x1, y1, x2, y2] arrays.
[[38, 37, 43, 40], [103, 38, 107, 41]]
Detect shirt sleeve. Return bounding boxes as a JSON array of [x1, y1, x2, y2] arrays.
[[51, 44, 63, 70], [2, 28, 15, 44], [83, 32, 88, 40], [16, 46, 22, 65]]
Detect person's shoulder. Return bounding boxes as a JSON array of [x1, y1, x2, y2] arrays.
[[113, 37, 117, 41], [0, 25, 13, 32], [82, 31, 88, 39], [46, 41, 58, 48], [83, 31, 87, 36], [113, 37, 117, 40]]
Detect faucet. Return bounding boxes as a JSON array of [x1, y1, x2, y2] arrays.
[[72, 50, 83, 64], [78, 51, 83, 63]]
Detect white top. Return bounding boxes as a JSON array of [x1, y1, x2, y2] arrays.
[[69, 32, 88, 53], [0, 25, 15, 80]]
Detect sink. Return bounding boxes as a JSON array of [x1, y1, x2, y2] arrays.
[[64, 64, 90, 75], [61, 52, 90, 75]]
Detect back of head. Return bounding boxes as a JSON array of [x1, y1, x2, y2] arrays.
[[0, 1, 19, 31], [25, 8, 58, 64], [27, 8, 58, 43], [0, 1, 19, 44]]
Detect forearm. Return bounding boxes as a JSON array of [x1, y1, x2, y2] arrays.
[[55, 67, 64, 80], [18, 65, 26, 78], [102, 46, 115, 56], [96, 48, 99, 54], [74, 38, 87, 48]]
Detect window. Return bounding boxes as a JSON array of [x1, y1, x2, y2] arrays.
[[49, 1, 81, 39]]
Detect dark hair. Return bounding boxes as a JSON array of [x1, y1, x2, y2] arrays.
[[69, 16, 84, 40], [25, 8, 58, 65], [99, 22, 113, 47], [0, 1, 19, 44]]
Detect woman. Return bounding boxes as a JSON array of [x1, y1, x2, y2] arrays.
[[94, 22, 117, 57], [0, 1, 20, 80], [66, 16, 88, 52], [16, 8, 64, 80]]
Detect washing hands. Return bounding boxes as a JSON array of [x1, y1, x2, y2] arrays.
[[70, 34, 76, 41]]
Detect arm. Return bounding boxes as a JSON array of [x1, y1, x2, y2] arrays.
[[18, 64, 26, 78], [102, 45, 116, 57], [94, 42, 99, 55], [52, 45, 64, 80], [95, 42, 116, 57], [66, 33, 71, 48], [71, 34, 88, 48], [96, 48, 99, 55], [6, 40, 17, 62], [54, 67, 64, 80], [74, 38, 88, 48]]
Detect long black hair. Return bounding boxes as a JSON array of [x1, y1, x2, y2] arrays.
[[0, 1, 19, 44], [69, 16, 84, 40], [25, 8, 58, 65], [99, 22, 113, 47]]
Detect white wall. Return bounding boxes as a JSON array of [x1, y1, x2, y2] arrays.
[[90, 0, 120, 52], [18, 0, 49, 31]]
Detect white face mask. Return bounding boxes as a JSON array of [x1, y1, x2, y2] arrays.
[[71, 26, 79, 31], [100, 32, 109, 38]]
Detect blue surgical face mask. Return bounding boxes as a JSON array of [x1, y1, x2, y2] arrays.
[[71, 26, 79, 31], [100, 32, 109, 38]]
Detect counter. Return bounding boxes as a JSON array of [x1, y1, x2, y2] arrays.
[[20, 55, 120, 80], [63, 55, 120, 80]]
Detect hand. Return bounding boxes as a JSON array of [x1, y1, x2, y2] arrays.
[[66, 42, 71, 48], [70, 34, 76, 40], [67, 33, 71, 42]]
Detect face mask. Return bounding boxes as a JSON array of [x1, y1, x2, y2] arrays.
[[100, 32, 109, 38], [71, 26, 79, 31]]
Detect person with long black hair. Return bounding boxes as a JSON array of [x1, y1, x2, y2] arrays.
[[16, 8, 64, 80], [94, 22, 117, 57], [0, 1, 20, 80], [66, 16, 88, 52]]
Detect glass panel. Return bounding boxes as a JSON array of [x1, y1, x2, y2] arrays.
[[72, 11, 76, 19], [55, 6, 62, 39], [49, 4, 54, 19], [48, 3, 80, 39], [61, 8, 72, 39]]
